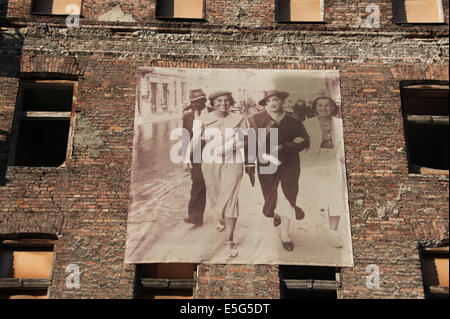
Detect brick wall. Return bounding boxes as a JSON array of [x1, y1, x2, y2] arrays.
[[3, 1, 449, 28], [0, 0, 448, 299], [196, 264, 281, 298]]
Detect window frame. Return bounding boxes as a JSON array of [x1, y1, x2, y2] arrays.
[[392, 0, 446, 25], [279, 265, 341, 299], [419, 243, 449, 299], [155, 0, 206, 21], [135, 263, 198, 299], [275, 0, 326, 24], [8, 79, 77, 169], [399, 80, 449, 175], [0, 239, 56, 299], [30, 0, 84, 17]]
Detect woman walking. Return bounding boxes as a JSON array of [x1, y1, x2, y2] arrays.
[[302, 96, 345, 248], [200, 91, 248, 258], [248, 90, 310, 251], [302, 96, 344, 168]]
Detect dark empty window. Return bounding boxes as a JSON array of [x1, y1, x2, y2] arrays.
[[22, 82, 73, 112], [276, 0, 324, 22], [393, 0, 444, 24], [419, 245, 449, 299], [156, 0, 205, 19], [31, 0, 82, 15], [279, 266, 340, 299], [0, 240, 55, 299], [400, 82, 449, 174], [14, 120, 71, 167], [10, 80, 76, 167], [136, 263, 197, 299]]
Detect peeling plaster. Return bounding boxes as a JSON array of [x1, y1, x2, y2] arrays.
[[98, 5, 136, 23], [74, 115, 104, 158]]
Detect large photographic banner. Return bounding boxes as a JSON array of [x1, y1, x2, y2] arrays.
[[125, 67, 353, 266]]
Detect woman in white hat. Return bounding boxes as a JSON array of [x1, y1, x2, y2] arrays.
[[199, 91, 248, 258]]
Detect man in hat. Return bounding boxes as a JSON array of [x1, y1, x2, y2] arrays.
[[247, 90, 310, 251], [182, 89, 209, 226]]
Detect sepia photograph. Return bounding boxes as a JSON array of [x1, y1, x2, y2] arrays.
[[125, 67, 353, 266], [1, 0, 447, 302]]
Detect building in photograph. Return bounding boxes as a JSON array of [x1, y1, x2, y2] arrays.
[[0, 0, 448, 299]]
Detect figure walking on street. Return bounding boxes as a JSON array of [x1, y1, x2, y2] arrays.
[[200, 91, 248, 258], [183, 89, 209, 227], [247, 90, 310, 251]]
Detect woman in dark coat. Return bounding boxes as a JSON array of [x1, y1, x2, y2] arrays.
[[247, 90, 310, 251]]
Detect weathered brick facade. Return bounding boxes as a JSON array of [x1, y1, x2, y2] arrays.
[[0, 0, 448, 299]]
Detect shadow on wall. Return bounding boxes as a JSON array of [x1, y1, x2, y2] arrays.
[[0, 28, 24, 185], [0, 130, 10, 186], [0, 28, 24, 76], [0, 0, 7, 17]]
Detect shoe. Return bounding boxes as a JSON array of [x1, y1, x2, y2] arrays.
[[273, 214, 281, 227], [184, 217, 203, 226], [279, 232, 294, 251], [294, 206, 305, 220], [281, 241, 294, 251], [226, 241, 238, 258]]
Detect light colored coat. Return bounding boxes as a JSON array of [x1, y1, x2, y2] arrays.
[[301, 116, 344, 167]]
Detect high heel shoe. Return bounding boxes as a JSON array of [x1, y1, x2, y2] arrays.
[[279, 232, 294, 251], [273, 214, 281, 227], [281, 240, 294, 251], [226, 241, 238, 258], [294, 206, 305, 220]]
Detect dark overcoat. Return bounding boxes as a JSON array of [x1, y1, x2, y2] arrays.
[[247, 111, 310, 218]]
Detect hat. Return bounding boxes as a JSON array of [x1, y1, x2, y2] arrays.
[[208, 91, 233, 102], [189, 89, 207, 102], [258, 90, 289, 106]]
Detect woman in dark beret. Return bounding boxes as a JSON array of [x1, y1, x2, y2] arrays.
[[247, 90, 310, 252]]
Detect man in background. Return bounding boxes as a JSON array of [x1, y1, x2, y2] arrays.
[[182, 89, 209, 226]]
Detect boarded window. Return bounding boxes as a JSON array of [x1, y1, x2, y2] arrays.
[[31, 0, 82, 15], [420, 246, 449, 299], [137, 263, 197, 299], [0, 246, 54, 279], [156, 0, 204, 19], [4, 290, 49, 300], [393, 0, 444, 23], [276, 0, 324, 22], [12, 251, 53, 279], [10, 80, 76, 168], [0, 241, 54, 299], [279, 266, 340, 299], [400, 82, 449, 174]]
